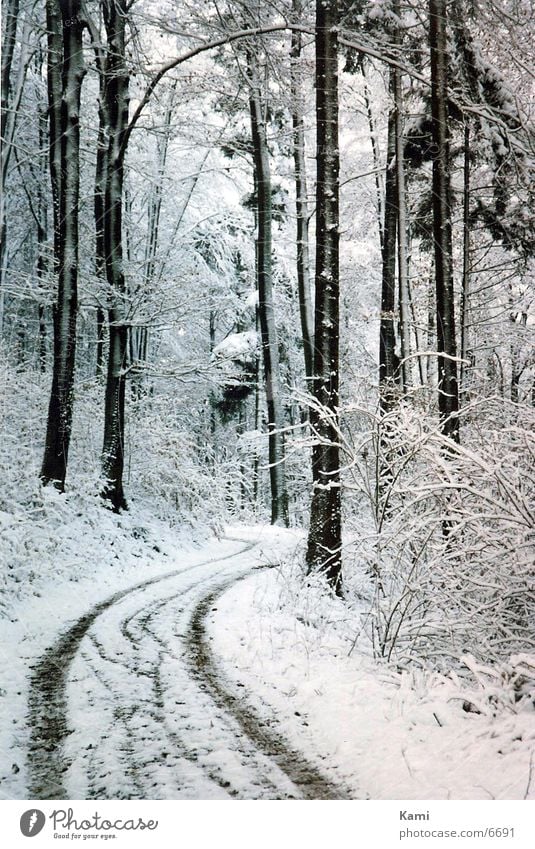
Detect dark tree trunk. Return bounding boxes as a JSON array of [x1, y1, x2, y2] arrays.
[[96, 307, 106, 376], [379, 69, 398, 412], [99, 0, 130, 511], [37, 214, 48, 373], [38, 305, 47, 372], [248, 79, 289, 526], [41, 0, 85, 489], [429, 0, 460, 442], [36, 82, 49, 374], [306, 0, 342, 593], [290, 0, 314, 385]]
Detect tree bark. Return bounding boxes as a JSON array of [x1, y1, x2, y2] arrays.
[[94, 76, 107, 379], [41, 0, 85, 488], [306, 0, 342, 593], [290, 0, 314, 385], [99, 0, 130, 511], [394, 65, 411, 393], [459, 122, 471, 402], [248, 75, 289, 526], [429, 0, 460, 442], [379, 69, 398, 412]]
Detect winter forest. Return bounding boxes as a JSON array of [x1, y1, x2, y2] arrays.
[[1, 0, 535, 803]]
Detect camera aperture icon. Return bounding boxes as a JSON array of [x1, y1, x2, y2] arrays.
[[20, 809, 46, 837]]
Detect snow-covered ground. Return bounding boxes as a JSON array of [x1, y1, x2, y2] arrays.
[[1, 511, 534, 801], [207, 544, 535, 800]]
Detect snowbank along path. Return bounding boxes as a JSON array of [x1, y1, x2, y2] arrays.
[[28, 535, 349, 800]]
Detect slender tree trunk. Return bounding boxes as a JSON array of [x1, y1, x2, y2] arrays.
[[1, 0, 20, 331], [290, 0, 314, 385], [129, 88, 175, 393], [459, 122, 471, 402], [37, 217, 48, 372], [94, 85, 107, 379], [41, 0, 85, 488], [306, 0, 342, 593], [253, 302, 261, 510], [37, 78, 49, 373], [379, 69, 398, 412], [394, 65, 411, 393], [1, 0, 19, 152], [429, 0, 460, 442], [510, 309, 526, 404], [361, 63, 384, 252], [248, 78, 289, 526], [1, 12, 34, 331], [96, 307, 106, 376], [407, 241, 426, 387]]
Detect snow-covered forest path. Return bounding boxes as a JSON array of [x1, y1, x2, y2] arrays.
[[27, 536, 348, 800]]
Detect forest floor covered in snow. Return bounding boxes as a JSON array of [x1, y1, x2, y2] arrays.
[[208, 535, 535, 800], [1, 481, 534, 800]]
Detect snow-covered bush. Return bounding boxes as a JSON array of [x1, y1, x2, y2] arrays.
[[342, 398, 535, 668], [449, 654, 535, 716]]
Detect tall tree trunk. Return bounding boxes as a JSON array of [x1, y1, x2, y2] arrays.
[[379, 69, 398, 412], [407, 238, 426, 387], [248, 76, 289, 526], [290, 0, 314, 385], [394, 65, 411, 393], [129, 89, 175, 394], [41, 0, 85, 488], [306, 0, 342, 593], [361, 63, 384, 252], [429, 0, 460, 442], [37, 69, 49, 374], [1, 0, 19, 154], [99, 0, 130, 511], [94, 81, 107, 379], [37, 205, 48, 372], [1, 0, 20, 331], [459, 122, 471, 403]]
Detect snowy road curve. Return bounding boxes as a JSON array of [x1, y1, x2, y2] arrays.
[[28, 538, 348, 800]]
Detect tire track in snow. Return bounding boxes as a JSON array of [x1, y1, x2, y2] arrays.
[[27, 540, 256, 799], [186, 574, 351, 801], [27, 538, 348, 800]]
